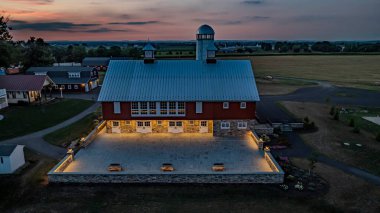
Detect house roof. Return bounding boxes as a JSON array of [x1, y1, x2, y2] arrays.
[[82, 57, 110, 67], [27, 66, 94, 73], [98, 60, 259, 102], [49, 77, 91, 84], [0, 144, 18, 156], [0, 75, 51, 91], [143, 43, 156, 51]]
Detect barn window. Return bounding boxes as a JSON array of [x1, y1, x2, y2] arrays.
[[223, 102, 229, 109], [113, 102, 121, 114], [196, 102, 203, 113], [221, 122, 230, 129], [238, 122, 248, 129], [240, 102, 247, 109]]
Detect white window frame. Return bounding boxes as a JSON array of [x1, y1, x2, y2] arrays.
[[125, 120, 131, 125], [223, 102, 229, 109], [68, 85, 72, 90], [113, 102, 121, 114], [196, 102, 202, 114], [221, 122, 230, 129], [237, 122, 248, 129], [157, 120, 162, 125], [74, 85, 78, 89], [240, 102, 247, 109], [131, 101, 186, 117], [54, 85, 59, 89]]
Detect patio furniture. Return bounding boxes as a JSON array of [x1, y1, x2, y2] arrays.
[[212, 163, 225, 172], [161, 163, 174, 172], [108, 163, 122, 172]]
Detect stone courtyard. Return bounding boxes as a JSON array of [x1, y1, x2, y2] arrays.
[[64, 132, 274, 174]]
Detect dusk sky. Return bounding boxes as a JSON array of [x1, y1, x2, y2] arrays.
[[1, 0, 380, 41]]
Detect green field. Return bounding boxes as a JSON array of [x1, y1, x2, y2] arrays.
[[43, 112, 99, 147], [229, 55, 380, 91], [340, 107, 380, 137], [0, 99, 94, 141]]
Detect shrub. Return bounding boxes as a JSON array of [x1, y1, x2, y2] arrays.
[[349, 118, 355, 127], [352, 126, 360, 134], [333, 111, 339, 120], [329, 106, 335, 116], [376, 133, 380, 142]]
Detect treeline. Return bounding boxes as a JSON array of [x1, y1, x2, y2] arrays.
[[52, 45, 143, 63]]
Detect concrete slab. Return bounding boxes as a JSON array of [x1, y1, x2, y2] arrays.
[[64, 133, 273, 174], [363, 116, 380, 126]]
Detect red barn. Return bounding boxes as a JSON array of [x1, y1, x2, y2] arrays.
[[98, 25, 260, 136]]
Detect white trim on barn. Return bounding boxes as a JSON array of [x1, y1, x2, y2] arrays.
[[0, 145, 25, 174]]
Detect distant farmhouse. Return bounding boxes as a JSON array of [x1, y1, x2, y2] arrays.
[[82, 57, 131, 71], [0, 88, 8, 109], [27, 66, 99, 93], [0, 75, 54, 104], [0, 145, 25, 174]]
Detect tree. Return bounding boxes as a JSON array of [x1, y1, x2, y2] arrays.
[[71, 45, 86, 62], [333, 111, 340, 120], [52, 46, 66, 63], [96, 45, 108, 57], [329, 106, 335, 116], [22, 37, 55, 70], [109, 46, 122, 57], [349, 118, 355, 127], [0, 15, 12, 41]]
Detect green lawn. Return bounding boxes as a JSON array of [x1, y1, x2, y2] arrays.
[[0, 99, 94, 141], [340, 107, 380, 137], [43, 112, 99, 147]]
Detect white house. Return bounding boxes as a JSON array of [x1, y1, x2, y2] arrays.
[[0, 89, 8, 110], [0, 145, 25, 174]]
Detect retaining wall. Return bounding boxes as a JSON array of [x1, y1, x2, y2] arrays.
[[48, 172, 284, 184]]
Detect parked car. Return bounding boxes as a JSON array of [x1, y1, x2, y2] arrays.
[[108, 163, 122, 172]]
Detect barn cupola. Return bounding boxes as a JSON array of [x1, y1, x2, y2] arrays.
[[196, 24, 216, 62], [143, 43, 156, 64]]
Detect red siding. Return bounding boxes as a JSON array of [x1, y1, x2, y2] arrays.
[[102, 102, 256, 120]]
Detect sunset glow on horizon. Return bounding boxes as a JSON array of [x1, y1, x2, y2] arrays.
[[1, 0, 380, 41]]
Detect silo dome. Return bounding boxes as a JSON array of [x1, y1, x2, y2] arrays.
[[196, 24, 215, 35]]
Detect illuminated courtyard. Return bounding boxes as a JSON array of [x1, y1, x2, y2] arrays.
[[63, 132, 274, 174]]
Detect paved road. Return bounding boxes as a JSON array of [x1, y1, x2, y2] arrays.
[[1, 102, 100, 159], [257, 83, 380, 185]]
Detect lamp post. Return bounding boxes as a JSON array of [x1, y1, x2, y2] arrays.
[[60, 86, 63, 98]]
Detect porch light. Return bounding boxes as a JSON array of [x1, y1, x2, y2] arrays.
[[264, 146, 270, 152]]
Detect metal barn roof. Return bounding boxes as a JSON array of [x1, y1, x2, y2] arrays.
[[98, 60, 259, 102], [0, 144, 18, 156], [197, 24, 215, 35]]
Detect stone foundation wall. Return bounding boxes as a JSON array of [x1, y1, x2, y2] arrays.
[[48, 173, 284, 184], [106, 120, 212, 134], [213, 120, 257, 137]]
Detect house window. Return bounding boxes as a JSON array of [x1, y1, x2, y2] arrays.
[[112, 121, 119, 127], [178, 102, 185, 114], [196, 102, 202, 113], [125, 120, 131, 125], [131, 102, 139, 115], [201, 121, 208, 127], [223, 102, 229, 109], [169, 121, 175, 127], [238, 122, 248, 129], [23, 92, 27, 99], [221, 122, 230, 129], [137, 121, 144, 127], [68, 72, 80, 78], [54, 85, 59, 89], [169, 102, 176, 114], [240, 102, 247, 109], [189, 120, 194, 125], [149, 102, 156, 114], [113, 102, 121, 114], [160, 102, 168, 115], [140, 102, 148, 114], [68, 85, 72, 90], [157, 120, 162, 125], [74, 85, 78, 89]]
